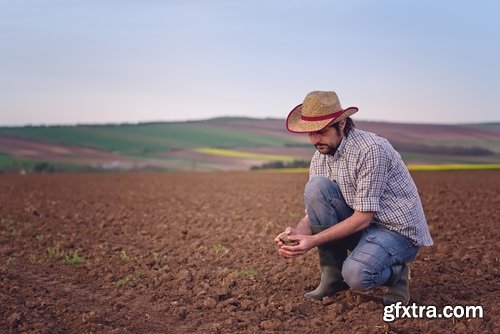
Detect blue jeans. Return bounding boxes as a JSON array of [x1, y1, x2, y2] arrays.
[[304, 176, 419, 291]]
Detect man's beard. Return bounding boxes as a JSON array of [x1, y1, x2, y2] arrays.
[[315, 143, 338, 155]]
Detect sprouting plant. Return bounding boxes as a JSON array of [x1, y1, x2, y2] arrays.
[[47, 241, 64, 258], [29, 254, 43, 265], [150, 251, 161, 262], [153, 275, 163, 286], [1, 256, 15, 271], [238, 267, 257, 277], [10, 227, 19, 236], [214, 244, 229, 256], [115, 276, 138, 288], [119, 249, 140, 262], [47, 247, 60, 258], [120, 250, 129, 261], [63, 251, 84, 265]]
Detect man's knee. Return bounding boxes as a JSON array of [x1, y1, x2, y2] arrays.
[[341, 258, 373, 291], [305, 176, 341, 201]]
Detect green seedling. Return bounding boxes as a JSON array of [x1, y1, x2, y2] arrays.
[[120, 250, 129, 261], [238, 267, 257, 277], [47, 241, 64, 258], [153, 275, 163, 286], [119, 250, 139, 262], [214, 244, 229, 256], [150, 251, 163, 262], [5, 256, 15, 267], [29, 254, 43, 265], [0, 219, 15, 236], [47, 247, 59, 258], [1, 256, 15, 271], [115, 276, 138, 288], [64, 252, 84, 266], [9, 226, 19, 237]]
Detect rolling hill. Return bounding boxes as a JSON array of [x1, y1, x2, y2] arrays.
[[0, 118, 499, 172]]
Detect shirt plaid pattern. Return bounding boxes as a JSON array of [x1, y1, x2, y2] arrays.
[[309, 128, 433, 246]]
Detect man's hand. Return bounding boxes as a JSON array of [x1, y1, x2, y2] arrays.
[[278, 234, 316, 258], [274, 215, 313, 257], [273, 227, 296, 249]]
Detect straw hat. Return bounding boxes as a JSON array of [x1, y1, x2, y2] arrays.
[[286, 91, 358, 133]]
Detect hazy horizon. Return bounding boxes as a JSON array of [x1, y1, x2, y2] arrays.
[[1, 115, 499, 129], [1, 1, 499, 126]]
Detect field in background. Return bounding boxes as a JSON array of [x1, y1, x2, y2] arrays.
[[0, 118, 499, 172]]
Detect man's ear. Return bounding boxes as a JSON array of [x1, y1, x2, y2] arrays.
[[338, 120, 346, 132]]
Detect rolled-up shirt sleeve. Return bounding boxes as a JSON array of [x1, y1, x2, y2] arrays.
[[353, 143, 388, 212]]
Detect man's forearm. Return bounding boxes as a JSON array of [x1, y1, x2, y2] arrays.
[[312, 211, 372, 247]]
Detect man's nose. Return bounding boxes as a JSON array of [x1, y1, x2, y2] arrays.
[[308, 132, 320, 144]]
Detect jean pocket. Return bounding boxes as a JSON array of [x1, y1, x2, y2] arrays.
[[365, 229, 417, 262]]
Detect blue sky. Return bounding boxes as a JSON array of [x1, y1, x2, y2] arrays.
[[0, 0, 499, 126]]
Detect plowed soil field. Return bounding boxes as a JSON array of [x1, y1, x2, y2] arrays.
[[0, 171, 498, 333]]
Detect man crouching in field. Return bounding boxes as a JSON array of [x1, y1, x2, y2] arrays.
[[274, 91, 433, 305]]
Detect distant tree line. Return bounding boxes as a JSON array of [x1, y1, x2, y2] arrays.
[[0, 162, 98, 174], [251, 159, 310, 170]]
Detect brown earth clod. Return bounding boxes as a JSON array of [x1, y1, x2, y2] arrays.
[[279, 232, 300, 246]]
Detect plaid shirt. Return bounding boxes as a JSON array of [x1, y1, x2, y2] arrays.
[[309, 128, 433, 246]]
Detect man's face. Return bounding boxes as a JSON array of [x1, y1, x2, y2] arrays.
[[308, 121, 344, 155]]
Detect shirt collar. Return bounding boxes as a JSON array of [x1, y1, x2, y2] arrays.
[[333, 134, 348, 159]]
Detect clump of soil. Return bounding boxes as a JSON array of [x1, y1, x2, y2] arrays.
[[279, 232, 299, 246]]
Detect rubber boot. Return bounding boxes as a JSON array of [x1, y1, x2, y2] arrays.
[[383, 263, 411, 306], [304, 225, 349, 301]]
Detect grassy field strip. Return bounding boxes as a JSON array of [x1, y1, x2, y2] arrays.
[[0, 123, 292, 154], [255, 163, 500, 173], [0, 152, 93, 172], [194, 148, 297, 162]]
